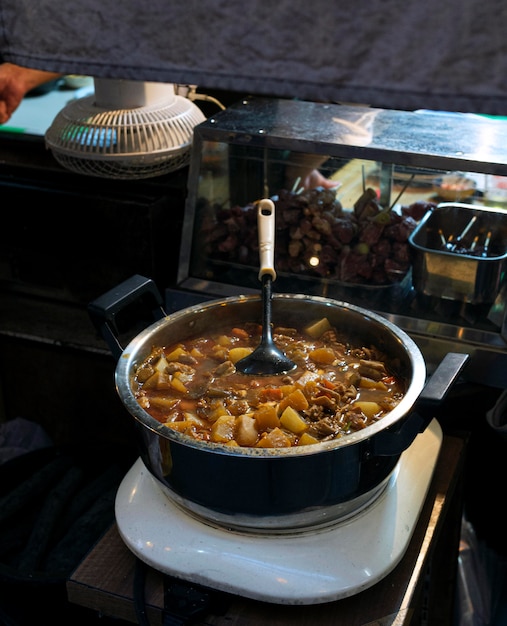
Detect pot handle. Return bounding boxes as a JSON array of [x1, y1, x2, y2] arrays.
[[88, 274, 167, 360], [372, 352, 469, 456]]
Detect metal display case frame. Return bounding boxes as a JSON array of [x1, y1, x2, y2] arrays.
[[176, 98, 507, 386]]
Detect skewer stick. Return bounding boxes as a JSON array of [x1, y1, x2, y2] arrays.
[[291, 176, 301, 194], [457, 216, 477, 242], [482, 231, 492, 257], [448, 215, 477, 251], [389, 174, 416, 211]]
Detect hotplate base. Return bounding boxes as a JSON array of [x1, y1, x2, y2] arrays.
[[115, 419, 442, 605]]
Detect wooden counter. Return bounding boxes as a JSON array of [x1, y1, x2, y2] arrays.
[[67, 433, 466, 625]]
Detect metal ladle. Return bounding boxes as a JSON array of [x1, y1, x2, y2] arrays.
[[235, 199, 297, 376]]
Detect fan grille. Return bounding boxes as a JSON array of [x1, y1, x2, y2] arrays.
[[45, 90, 206, 180]]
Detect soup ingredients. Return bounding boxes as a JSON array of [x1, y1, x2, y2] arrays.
[[132, 317, 406, 448]]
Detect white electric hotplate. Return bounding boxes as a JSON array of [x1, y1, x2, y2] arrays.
[[115, 419, 442, 605]]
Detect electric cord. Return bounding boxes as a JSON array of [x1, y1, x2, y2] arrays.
[[134, 558, 150, 626], [190, 92, 226, 111], [176, 84, 226, 111]]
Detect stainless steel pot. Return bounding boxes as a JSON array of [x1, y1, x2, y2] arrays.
[[89, 275, 468, 531]]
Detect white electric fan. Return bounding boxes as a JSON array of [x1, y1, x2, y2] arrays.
[[45, 78, 206, 179]]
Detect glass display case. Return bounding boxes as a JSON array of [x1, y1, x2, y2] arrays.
[[175, 98, 507, 386]]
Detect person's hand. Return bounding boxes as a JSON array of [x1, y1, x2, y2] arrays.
[[0, 63, 62, 124], [301, 168, 341, 191], [285, 153, 341, 192]]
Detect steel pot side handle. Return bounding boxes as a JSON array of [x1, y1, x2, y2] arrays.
[[371, 352, 470, 456], [88, 274, 167, 360]]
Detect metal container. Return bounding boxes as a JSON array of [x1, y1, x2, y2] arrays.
[[409, 202, 507, 304], [89, 276, 468, 531]]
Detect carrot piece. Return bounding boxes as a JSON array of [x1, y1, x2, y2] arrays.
[[321, 378, 336, 390], [179, 398, 198, 411], [309, 347, 336, 364], [382, 376, 396, 385], [258, 387, 284, 402], [231, 327, 250, 339], [278, 388, 309, 413], [256, 427, 292, 448], [254, 405, 280, 431]]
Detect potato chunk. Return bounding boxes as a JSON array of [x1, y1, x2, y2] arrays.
[[228, 347, 254, 364], [142, 371, 172, 390], [297, 432, 320, 446], [279, 406, 308, 434], [235, 415, 259, 446], [210, 415, 236, 443], [166, 347, 187, 361], [305, 317, 332, 339], [351, 401, 382, 419], [170, 377, 188, 393], [359, 378, 388, 391]]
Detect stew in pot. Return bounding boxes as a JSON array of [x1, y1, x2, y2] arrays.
[[132, 317, 406, 448]]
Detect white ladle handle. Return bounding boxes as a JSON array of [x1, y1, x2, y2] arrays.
[[257, 198, 277, 281]]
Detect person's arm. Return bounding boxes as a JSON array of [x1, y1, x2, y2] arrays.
[[0, 63, 63, 124]]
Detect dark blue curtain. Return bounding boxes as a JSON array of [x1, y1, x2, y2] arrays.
[[1, 0, 507, 115]]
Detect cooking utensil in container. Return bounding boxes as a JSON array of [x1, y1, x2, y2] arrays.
[[235, 199, 296, 376], [409, 202, 507, 304], [89, 274, 468, 531]]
